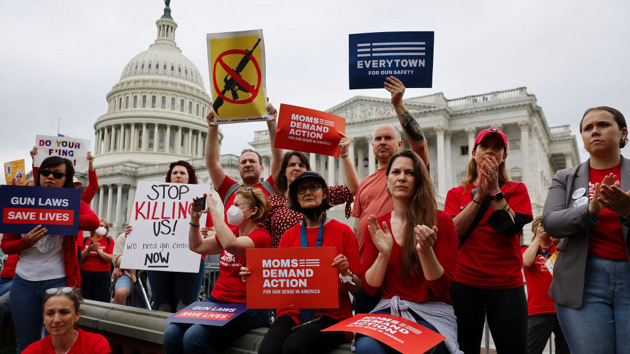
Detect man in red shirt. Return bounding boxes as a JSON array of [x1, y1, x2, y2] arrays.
[[205, 103, 283, 227]]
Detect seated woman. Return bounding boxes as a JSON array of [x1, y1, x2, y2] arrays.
[[111, 225, 149, 309], [80, 218, 114, 302], [162, 187, 272, 354], [264, 136, 358, 247], [356, 150, 461, 354], [245, 171, 361, 354], [22, 287, 110, 353]]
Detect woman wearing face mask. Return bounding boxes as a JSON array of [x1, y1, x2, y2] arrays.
[[162, 187, 271, 353], [80, 218, 114, 302], [263, 135, 359, 247], [243, 171, 361, 354], [1, 156, 99, 352]]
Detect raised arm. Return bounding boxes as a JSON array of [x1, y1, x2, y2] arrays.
[[82, 152, 99, 203], [339, 133, 359, 195], [266, 102, 283, 180], [385, 76, 429, 168], [205, 111, 226, 189]]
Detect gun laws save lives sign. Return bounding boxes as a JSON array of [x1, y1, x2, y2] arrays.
[[246, 247, 338, 309], [121, 182, 209, 273]]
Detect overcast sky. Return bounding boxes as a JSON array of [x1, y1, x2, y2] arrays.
[[1, 0, 629, 183]]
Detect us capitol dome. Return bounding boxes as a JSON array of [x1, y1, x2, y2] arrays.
[[91, 2, 231, 231]]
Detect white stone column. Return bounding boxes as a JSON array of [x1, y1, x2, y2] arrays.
[[117, 125, 124, 151], [564, 152, 573, 169], [337, 156, 344, 185], [328, 156, 335, 185], [367, 135, 376, 174], [175, 127, 182, 155], [97, 187, 105, 217], [187, 129, 193, 156], [130, 124, 136, 152], [309, 153, 316, 170], [348, 142, 356, 179], [165, 125, 171, 153], [115, 184, 124, 228], [106, 185, 114, 222], [445, 131, 453, 192], [126, 185, 136, 224], [519, 121, 530, 186], [142, 123, 148, 151], [319, 154, 326, 175], [103, 128, 110, 153], [466, 127, 476, 155], [94, 130, 100, 155], [196, 131, 202, 157], [436, 126, 447, 197]]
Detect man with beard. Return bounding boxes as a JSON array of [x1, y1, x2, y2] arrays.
[[353, 76, 430, 313], [205, 103, 283, 227]]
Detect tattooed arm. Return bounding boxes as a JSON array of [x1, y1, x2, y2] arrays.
[[384, 76, 430, 168]]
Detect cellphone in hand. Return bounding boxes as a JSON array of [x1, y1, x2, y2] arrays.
[[193, 196, 207, 212]]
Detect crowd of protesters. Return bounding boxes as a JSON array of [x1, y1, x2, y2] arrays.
[[0, 75, 628, 354]]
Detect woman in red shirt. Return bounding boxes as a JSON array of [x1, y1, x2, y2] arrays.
[[444, 128, 532, 354], [23, 287, 110, 354], [80, 218, 114, 302], [247, 171, 361, 354], [357, 149, 460, 354], [162, 187, 272, 353], [1, 156, 99, 352]]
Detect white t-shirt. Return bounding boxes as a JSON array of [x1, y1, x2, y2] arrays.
[[15, 234, 65, 281]]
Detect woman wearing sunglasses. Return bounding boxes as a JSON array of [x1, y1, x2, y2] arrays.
[[162, 187, 272, 353], [243, 171, 361, 354], [264, 136, 359, 248], [23, 287, 110, 354], [1, 156, 100, 352]]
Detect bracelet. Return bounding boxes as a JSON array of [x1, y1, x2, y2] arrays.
[[339, 272, 355, 285], [504, 206, 512, 213], [502, 203, 509, 210], [471, 199, 481, 205], [189, 222, 200, 227], [340, 154, 349, 158]]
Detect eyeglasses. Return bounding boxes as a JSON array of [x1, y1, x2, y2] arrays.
[[45, 287, 75, 298], [242, 187, 259, 205], [297, 184, 322, 195], [39, 170, 66, 179]]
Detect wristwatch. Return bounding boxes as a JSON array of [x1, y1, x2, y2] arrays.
[[489, 191, 504, 201]]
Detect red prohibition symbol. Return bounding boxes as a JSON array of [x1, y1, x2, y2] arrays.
[[212, 49, 262, 105]]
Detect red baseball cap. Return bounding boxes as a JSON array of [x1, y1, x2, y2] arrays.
[[474, 128, 507, 150]]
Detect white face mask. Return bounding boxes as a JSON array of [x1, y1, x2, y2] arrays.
[[226, 205, 252, 226], [95, 226, 107, 236]]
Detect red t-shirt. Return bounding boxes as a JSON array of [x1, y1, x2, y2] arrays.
[[444, 182, 532, 289], [23, 328, 111, 354], [216, 174, 275, 228], [0, 254, 18, 279], [587, 163, 627, 261], [80, 236, 115, 272], [210, 227, 271, 303], [362, 211, 458, 305], [521, 245, 557, 316], [352, 168, 393, 262], [276, 219, 361, 326]]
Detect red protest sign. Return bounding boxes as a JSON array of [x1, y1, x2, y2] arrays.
[[275, 104, 346, 157], [322, 314, 446, 354], [246, 247, 338, 309]]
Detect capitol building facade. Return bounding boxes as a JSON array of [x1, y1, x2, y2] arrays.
[[90, 3, 579, 235]]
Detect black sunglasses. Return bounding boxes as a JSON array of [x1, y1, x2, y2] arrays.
[[39, 169, 66, 179], [297, 183, 322, 195], [242, 187, 259, 204]]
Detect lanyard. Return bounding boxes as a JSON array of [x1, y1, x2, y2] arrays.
[[300, 213, 326, 248]]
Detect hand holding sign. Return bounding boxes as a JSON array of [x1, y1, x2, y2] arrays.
[[24, 225, 48, 246]]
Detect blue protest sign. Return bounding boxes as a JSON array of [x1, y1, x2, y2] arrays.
[[349, 31, 434, 89], [0, 185, 81, 235], [165, 301, 248, 326]]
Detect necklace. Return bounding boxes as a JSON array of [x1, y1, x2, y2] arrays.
[[60, 330, 79, 354]]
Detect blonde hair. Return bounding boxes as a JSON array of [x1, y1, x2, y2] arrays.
[[235, 187, 270, 222]]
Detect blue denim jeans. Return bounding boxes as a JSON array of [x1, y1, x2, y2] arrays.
[[555, 255, 630, 354], [0, 277, 12, 297], [162, 295, 270, 354], [147, 259, 204, 312], [81, 270, 111, 302], [115, 274, 149, 309], [355, 308, 447, 354], [10, 274, 66, 353]]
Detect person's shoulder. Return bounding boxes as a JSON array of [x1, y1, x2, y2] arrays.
[[78, 329, 111, 352]]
